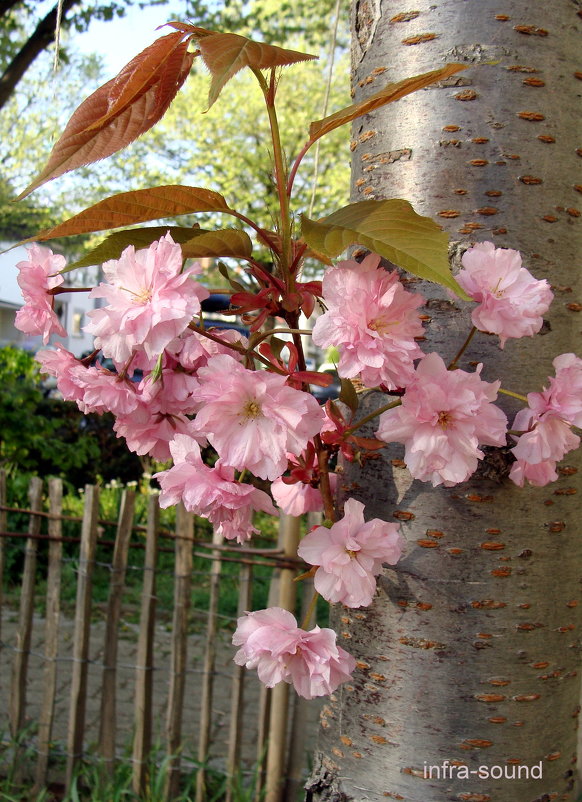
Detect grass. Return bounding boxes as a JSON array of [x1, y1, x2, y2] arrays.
[[0, 732, 267, 802]]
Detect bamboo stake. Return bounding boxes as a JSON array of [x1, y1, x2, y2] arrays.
[[0, 470, 6, 668], [33, 478, 64, 793], [284, 574, 315, 802], [9, 476, 43, 738], [132, 494, 160, 796], [195, 526, 225, 802], [164, 503, 193, 802], [65, 485, 100, 789], [226, 562, 253, 802], [284, 511, 321, 800], [264, 514, 301, 802], [255, 521, 288, 802], [99, 489, 136, 772]]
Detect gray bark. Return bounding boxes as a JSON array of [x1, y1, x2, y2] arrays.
[[306, 1, 582, 800]]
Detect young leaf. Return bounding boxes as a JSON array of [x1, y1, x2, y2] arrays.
[[22, 185, 234, 243], [63, 227, 252, 272], [339, 378, 359, 414], [188, 27, 317, 108], [301, 199, 468, 298], [309, 63, 467, 142], [218, 262, 248, 293], [17, 32, 196, 199]]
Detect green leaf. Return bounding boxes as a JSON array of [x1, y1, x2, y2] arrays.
[[301, 199, 468, 298], [181, 228, 252, 259], [64, 226, 253, 272]]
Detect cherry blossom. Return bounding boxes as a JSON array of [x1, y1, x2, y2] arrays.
[[232, 607, 355, 699], [509, 353, 582, 486], [457, 242, 553, 348], [155, 435, 278, 542], [113, 402, 199, 461], [36, 344, 87, 404], [166, 327, 248, 371], [271, 445, 338, 516], [312, 253, 424, 389], [84, 234, 209, 363], [297, 498, 404, 607], [15, 244, 67, 344], [271, 474, 337, 517], [376, 353, 508, 486], [191, 354, 324, 480], [74, 367, 140, 417]]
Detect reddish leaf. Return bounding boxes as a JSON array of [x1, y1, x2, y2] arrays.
[[175, 25, 316, 108], [17, 32, 196, 199], [309, 63, 468, 142], [21, 185, 233, 242]]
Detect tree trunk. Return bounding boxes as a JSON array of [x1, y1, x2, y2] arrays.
[[306, 1, 582, 800], [0, 0, 81, 111]]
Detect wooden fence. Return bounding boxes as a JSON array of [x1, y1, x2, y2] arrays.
[[0, 471, 320, 801]]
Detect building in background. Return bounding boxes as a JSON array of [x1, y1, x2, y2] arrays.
[[0, 244, 97, 357]]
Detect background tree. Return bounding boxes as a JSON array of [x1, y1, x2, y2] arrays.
[[0, 0, 171, 109], [306, 1, 582, 800], [2, 0, 349, 245]]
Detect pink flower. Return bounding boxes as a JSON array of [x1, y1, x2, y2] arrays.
[[509, 353, 582, 486], [272, 477, 333, 517], [312, 253, 424, 389], [166, 327, 247, 371], [36, 344, 86, 403], [74, 367, 140, 416], [457, 242, 553, 347], [297, 498, 404, 608], [113, 402, 200, 461], [15, 244, 67, 344], [138, 369, 201, 416], [232, 607, 355, 699], [154, 435, 277, 543], [85, 234, 209, 363], [271, 445, 338, 516], [191, 355, 324, 480], [376, 353, 508, 486]]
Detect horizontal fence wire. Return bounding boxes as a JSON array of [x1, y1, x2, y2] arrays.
[[0, 476, 321, 802]]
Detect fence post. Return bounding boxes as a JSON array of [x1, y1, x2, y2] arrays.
[[226, 562, 253, 802], [65, 484, 100, 789], [33, 478, 64, 794], [284, 511, 321, 801], [264, 514, 301, 802], [0, 469, 6, 669], [132, 494, 160, 795], [164, 503, 193, 802], [99, 488, 136, 773], [195, 526, 224, 802], [9, 475, 43, 738], [284, 575, 316, 802]]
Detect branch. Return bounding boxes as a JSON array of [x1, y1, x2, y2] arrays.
[[0, 0, 82, 111]]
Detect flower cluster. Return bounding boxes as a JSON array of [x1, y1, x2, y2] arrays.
[[15, 244, 67, 344], [376, 353, 508, 487], [456, 241, 553, 348], [509, 354, 582, 486], [17, 234, 579, 700], [232, 608, 355, 699]]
